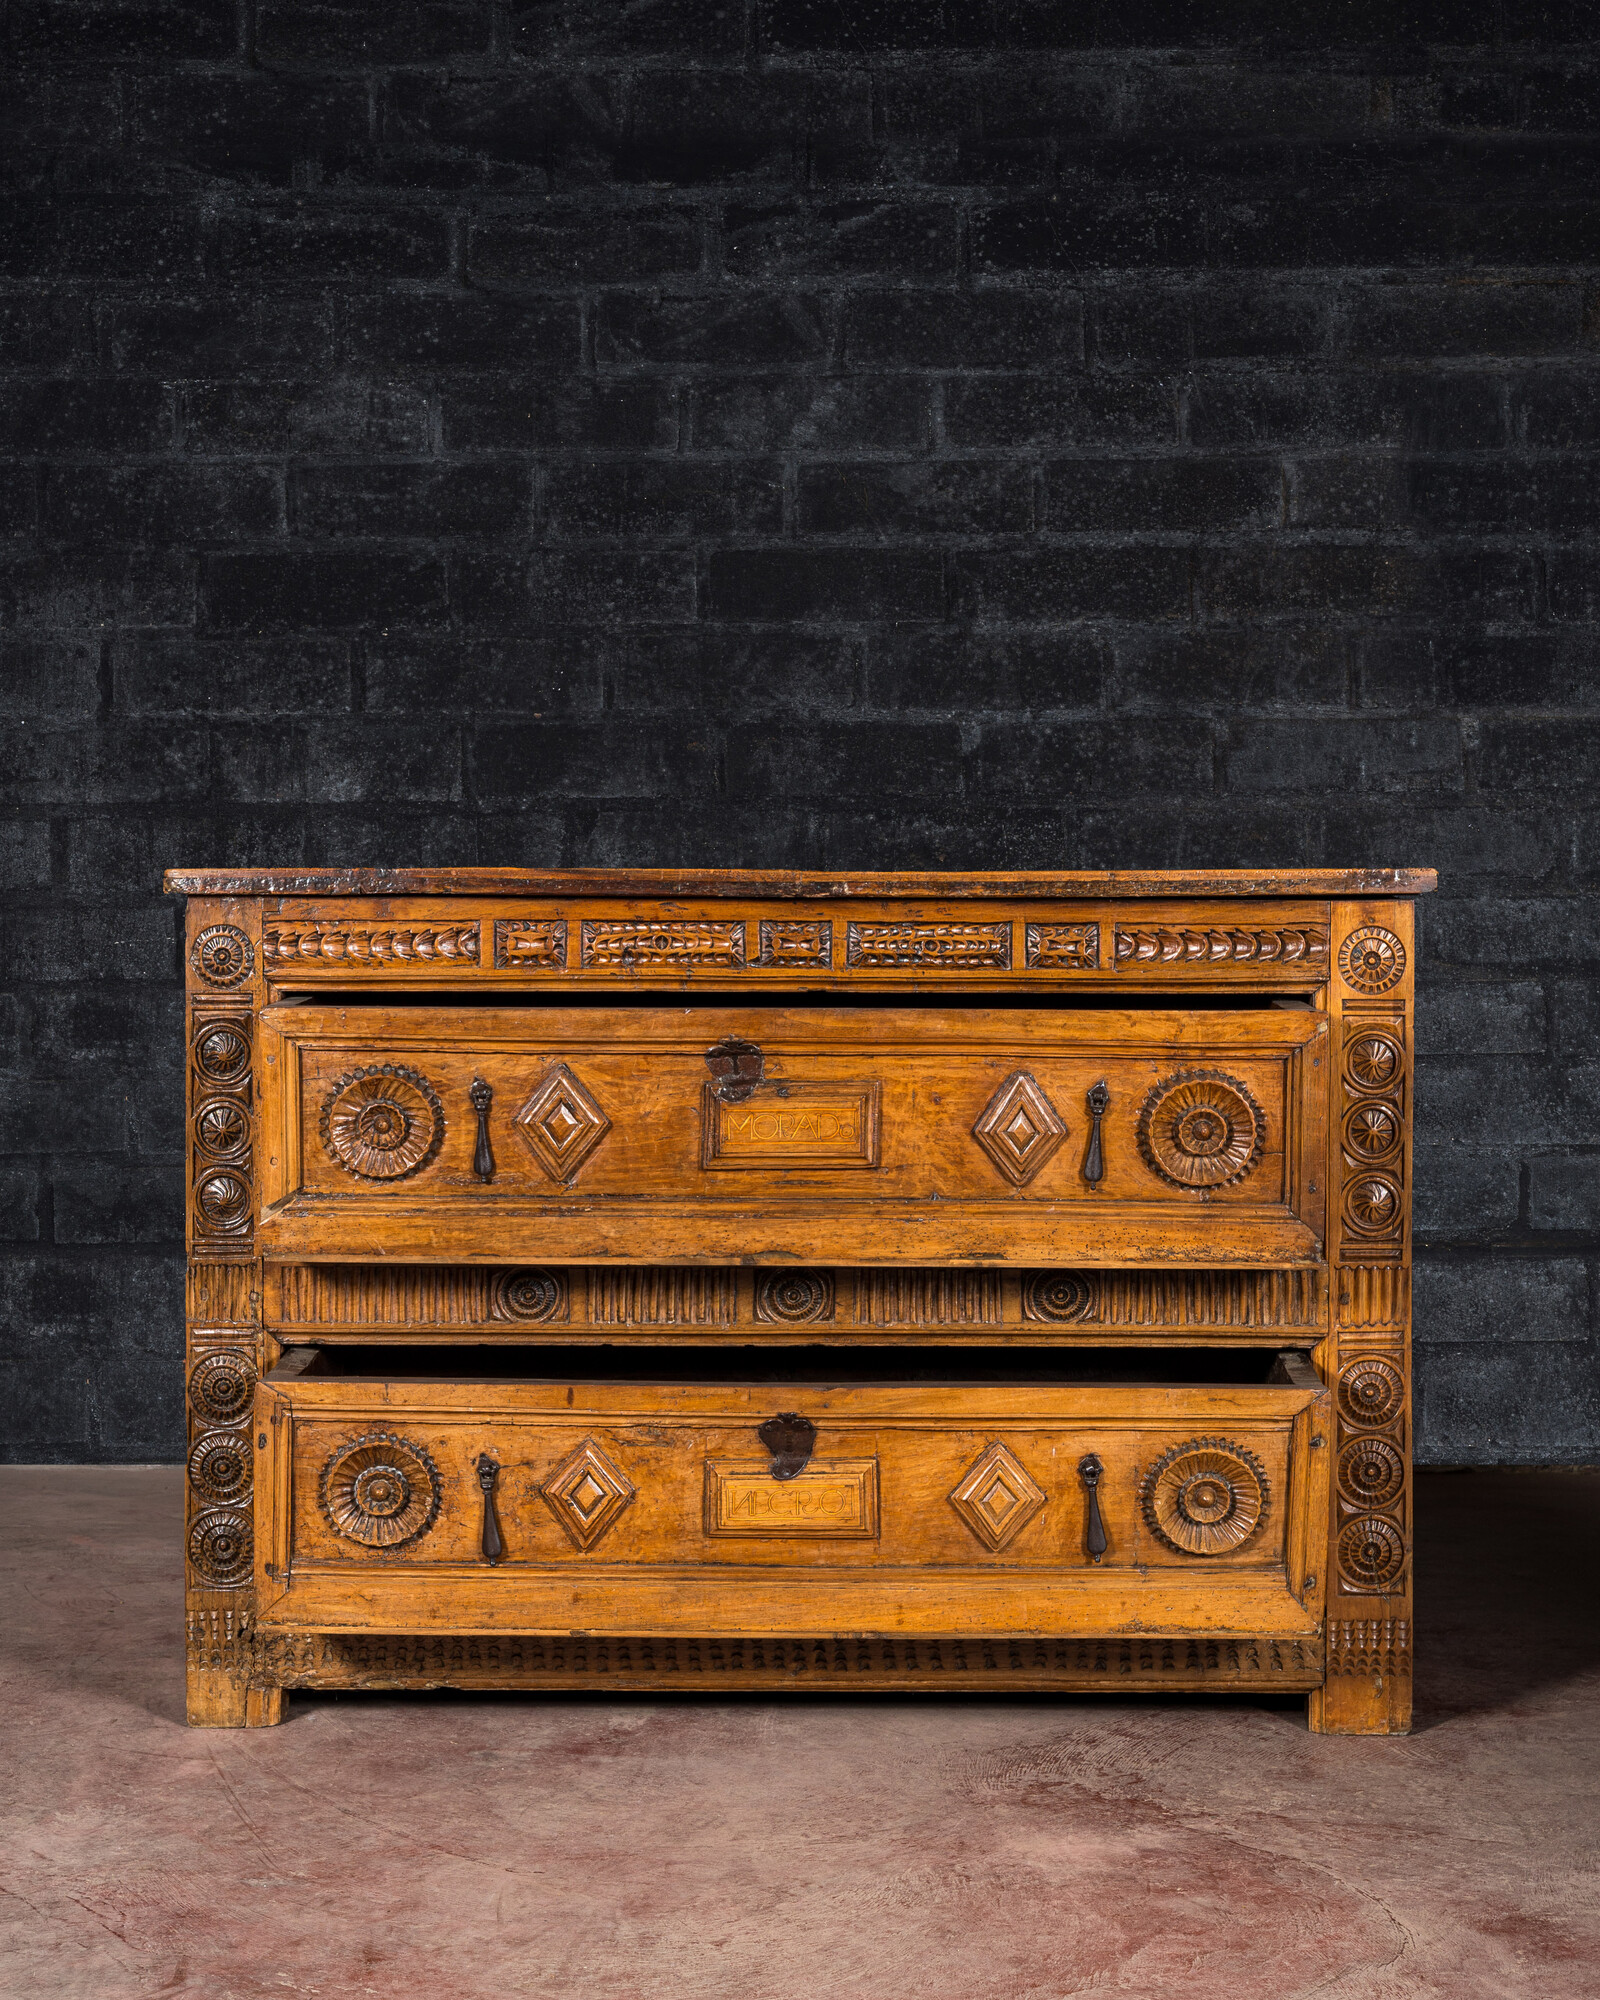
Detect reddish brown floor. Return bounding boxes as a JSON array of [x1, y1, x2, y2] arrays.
[[2, 1467, 1597, 2000]]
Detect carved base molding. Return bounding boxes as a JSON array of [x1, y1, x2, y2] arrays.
[[268, 1263, 1328, 1340], [188, 1623, 1324, 1692], [1326, 1618, 1412, 1678]]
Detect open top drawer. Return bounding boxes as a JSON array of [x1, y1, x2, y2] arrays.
[[255, 1002, 1329, 1266], [253, 1345, 1332, 1642]]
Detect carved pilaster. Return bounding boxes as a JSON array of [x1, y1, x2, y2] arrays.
[[1309, 901, 1414, 1735], [183, 899, 282, 1727]]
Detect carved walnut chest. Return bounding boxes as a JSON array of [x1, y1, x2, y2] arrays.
[[165, 867, 1432, 1733]]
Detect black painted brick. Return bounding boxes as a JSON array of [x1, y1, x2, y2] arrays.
[[546, 460, 784, 539], [470, 210, 701, 286], [201, 549, 450, 631], [291, 462, 531, 539], [5, 12, 1600, 1465], [686, 376, 929, 451], [843, 289, 1083, 369], [705, 548, 944, 622], [799, 461, 1033, 536]]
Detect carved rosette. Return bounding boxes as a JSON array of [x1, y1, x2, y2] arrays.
[[1137, 1071, 1264, 1190], [188, 1507, 253, 1587], [1338, 926, 1406, 995], [188, 1430, 254, 1504], [489, 1267, 567, 1323], [320, 1434, 441, 1549], [189, 1348, 258, 1426], [1337, 1516, 1407, 1591], [754, 1271, 836, 1324], [1339, 1020, 1406, 1264], [1140, 1438, 1268, 1557], [320, 1065, 445, 1181], [1337, 1436, 1405, 1510], [190, 1000, 254, 1260], [191, 924, 254, 988], [1338, 1356, 1405, 1428], [1021, 1272, 1095, 1323]]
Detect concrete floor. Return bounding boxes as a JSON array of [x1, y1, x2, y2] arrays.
[[1, 1469, 1597, 2000]]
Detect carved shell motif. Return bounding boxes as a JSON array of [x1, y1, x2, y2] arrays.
[[1137, 1070, 1265, 1190], [1141, 1438, 1268, 1556], [320, 1065, 445, 1181], [320, 1433, 441, 1549]]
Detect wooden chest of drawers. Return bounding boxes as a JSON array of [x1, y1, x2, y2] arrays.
[[165, 867, 1431, 1733]]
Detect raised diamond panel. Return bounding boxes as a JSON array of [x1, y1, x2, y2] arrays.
[[539, 1438, 636, 1551], [948, 1441, 1048, 1553], [971, 1071, 1067, 1187], [513, 1063, 612, 1183]]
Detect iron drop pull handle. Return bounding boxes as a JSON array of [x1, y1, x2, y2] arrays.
[[475, 1453, 504, 1562], [758, 1412, 817, 1481], [1079, 1454, 1108, 1564], [470, 1076, 495, 1183], [1083, 1080, 1109, 1185]]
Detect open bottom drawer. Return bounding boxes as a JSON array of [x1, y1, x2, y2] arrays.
[[254, 1347, 1331, 1642]]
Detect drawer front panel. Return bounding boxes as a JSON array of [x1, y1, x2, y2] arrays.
[[255, 1371, 1330, 1639], [256, 1004, 1329, 1266]]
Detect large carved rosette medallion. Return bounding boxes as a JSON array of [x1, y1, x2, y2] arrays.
[[320, 1433, 441, 1549], [320, 1065, 445, 1181], [1141, 1438, 1268, 1556], [1137, 1071, 1264, 1190]]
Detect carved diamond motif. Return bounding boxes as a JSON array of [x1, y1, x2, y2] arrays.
[[972, 1071, 1067, 1187], [513, 1063, 612, 1183], [539, 1438, 636, 1551], [949, 1441, 1048, 1552]]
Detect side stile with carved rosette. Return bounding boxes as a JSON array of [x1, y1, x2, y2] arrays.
[[184, 901, 283, 1727], [1308, 901, 1414, 1735]]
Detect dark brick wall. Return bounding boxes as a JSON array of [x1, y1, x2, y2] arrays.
[[2, 3, 1598, 1462]]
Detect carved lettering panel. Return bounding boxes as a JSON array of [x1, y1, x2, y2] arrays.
[[702, 1083, 882, 1170], [705, 1460, 880, 1538]]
